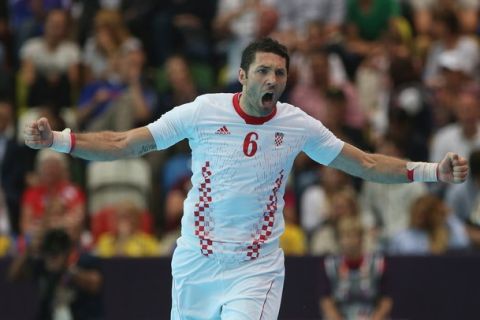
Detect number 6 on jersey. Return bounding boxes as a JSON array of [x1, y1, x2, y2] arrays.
[[243, 132, 258, 157]]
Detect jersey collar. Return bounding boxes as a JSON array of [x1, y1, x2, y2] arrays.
[[232, 92, 277, 125]]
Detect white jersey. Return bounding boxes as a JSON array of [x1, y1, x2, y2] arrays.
[[147, 93, 344, 262]]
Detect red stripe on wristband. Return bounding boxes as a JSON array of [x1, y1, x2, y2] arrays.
[[69, 133, 76, 154], [407, 169, 414, 182]]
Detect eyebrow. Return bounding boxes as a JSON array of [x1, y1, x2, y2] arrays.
[[256, 65, 286, 71]]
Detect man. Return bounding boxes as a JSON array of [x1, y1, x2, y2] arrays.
[[24, 38, 468, 319]]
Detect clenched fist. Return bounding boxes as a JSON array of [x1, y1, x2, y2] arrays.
[[438, 152, 469, 184], [24, 117, 53, 149]]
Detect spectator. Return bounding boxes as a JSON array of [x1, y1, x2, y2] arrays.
[[0, 100, 28, 235], [429, 90, 480, 165], [409, 0, 479, 36], [273, 0, 345, 51], [157, 55, 202, 116], [151, 0, 217, 66], [77, 44, 157, 131], [20, 149, 86, 246], [7, 0, 72, 64], [446, 149, 480, 249], [95, 201, 160, 257], [429, 51, 480, 129], [161, 175, 191, 256], [322, 88, 370, 150], [309, 189, 363, 255], [214, 0, 278, 88], [289, 48, 365, 129], [82, 9, 141, 83], [389, 194, 469, 254], [387, 55, 433, 160], [361, 136, 428, 250], [343, 0, 400, 68], [8, 228, 104, 320], [19, 9, 80, 111], [279, 186, 306, 256], [423, 9, 479, 87], [320, 216, 393, 320], [301, 167, 355, 237]]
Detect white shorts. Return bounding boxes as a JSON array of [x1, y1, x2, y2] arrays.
[[170, 239, 285, 320]]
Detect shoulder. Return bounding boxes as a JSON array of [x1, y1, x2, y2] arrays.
[[195, 92, 234, 105], [433, 124, 460, 140]]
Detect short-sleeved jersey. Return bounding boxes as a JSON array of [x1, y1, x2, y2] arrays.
[[147, 93, 344, 262]]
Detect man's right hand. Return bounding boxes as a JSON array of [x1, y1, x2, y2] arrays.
[[24, 117, 54, 149]]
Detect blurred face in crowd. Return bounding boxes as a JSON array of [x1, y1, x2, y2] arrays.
[[38, 155, 68, 186], [44, 10, 68, 45], [166, 55, 193, 90], [337, 218, 363, 258], [455, 92, 480, 129], [239, 52, 287, 116], [309, 51, 329, 86]]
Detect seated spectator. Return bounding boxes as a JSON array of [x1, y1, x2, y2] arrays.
[[82, 9, 142, 83], [310, 189, 362, 255], [361, 136, 428, 250], [151, 0, 217, 66], [387, 55, 433, 160], [95, 201, 160, 258], [429, 51, 480, 129], [410, 0, 479, 39], [156, 55, 203, 116], [161, 175, 191, 256], [429, 89, 480, 168], [322, 88, 370, 150], [0, 100, 28, 234], [273, 0, 345, 52], [389, 194, 469, 254], [280, 186, 307, 256], [213, 0, 279, 87], [77, 44, 157, 131], [320, 216, 393, 320], [446, 149, 480, 249], [19, 9, 80, 111], [423, 9, 479, 87], [301, 167, 355, 237], [20, 149, 86, 246], [289, 48, 365, 129], [8, 229, 104, 320]]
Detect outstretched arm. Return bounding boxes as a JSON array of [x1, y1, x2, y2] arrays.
[[24, 117, 156, 161], [329, 143, 468, 184]]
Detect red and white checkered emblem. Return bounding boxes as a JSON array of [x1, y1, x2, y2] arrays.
[[194, 161, 214, 256], [275, 132, 284, 146]]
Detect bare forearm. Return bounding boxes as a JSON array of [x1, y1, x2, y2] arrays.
[[71, 128, 156, 161], [330, 144, 410, 183], [358, 153, 410, 183], [70, 268, 103, 294], [320, 298, 343, 320], [371, 297, 393, 320]]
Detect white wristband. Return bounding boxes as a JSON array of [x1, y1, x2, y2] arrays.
[[50, 128, 72, 154], [406, 162, 438, 182]]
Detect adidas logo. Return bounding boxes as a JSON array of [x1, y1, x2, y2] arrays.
[[215, 125, 231, 135]]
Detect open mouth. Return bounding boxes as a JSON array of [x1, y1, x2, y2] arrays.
[[262, 92, 274, 104]]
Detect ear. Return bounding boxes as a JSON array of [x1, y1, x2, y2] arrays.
[[238, 68, 247, 85]]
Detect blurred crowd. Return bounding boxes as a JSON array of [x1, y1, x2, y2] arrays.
[[0, 0, 479, 264]]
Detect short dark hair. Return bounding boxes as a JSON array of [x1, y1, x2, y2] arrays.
[[240, 37, 289, 73]]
